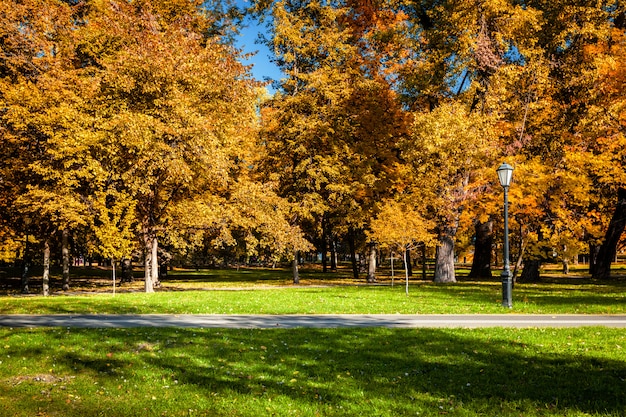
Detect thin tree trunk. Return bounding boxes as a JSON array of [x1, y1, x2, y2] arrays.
[[112, 258, 116, 295], [321, 243, 328, 272], [390, 252, 395, 286], [62, 228, 71, 291], [592, 187, 626, 279], [330, 237, 337, 271], [20, 235, 30, 294], [403, 249, 409, 296], [144, 230, 155, 293], [348, 231, 359, 280], [366, 242, 377, 283], [151, 235, 160, 288], [468, 220, 493, 278], [421, 245, 427, 280], [512, 245, 525, 283], [434, 231, 457, 283], [292, 251, 300, 284], [321, 219, 328, 273], [512, 226, 525, 282], [406, 248, 413, 277], [42, 239, 50, 296], [159, 259, 168, 280]]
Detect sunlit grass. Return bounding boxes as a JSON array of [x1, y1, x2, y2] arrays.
[[1, 265, 626, 315], [2, 265, 626, 416], [0, 282, 624, 315], [1, 327, 625, 416]]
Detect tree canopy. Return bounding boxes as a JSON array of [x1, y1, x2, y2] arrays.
[[2, 0, 626, 293]]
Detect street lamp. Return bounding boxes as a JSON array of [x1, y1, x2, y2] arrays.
[[496, 162, 514, 308]]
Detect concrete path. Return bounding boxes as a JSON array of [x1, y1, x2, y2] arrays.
[[2, 314, 626, 328]]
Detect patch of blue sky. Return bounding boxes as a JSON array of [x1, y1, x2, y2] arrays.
[[235, 0, 283, 94]]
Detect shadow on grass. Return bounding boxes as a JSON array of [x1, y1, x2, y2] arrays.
[[163, 266, 357, 284], [414, 278, 626, 312], [3, 263, 626, 287], [514, 281, 626, 311], [4, 327, 625, 416], [0, 265, 357, 293]]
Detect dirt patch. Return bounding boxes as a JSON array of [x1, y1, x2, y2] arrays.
[[8, 374, 75, 386], [133, 342, 158, 353]]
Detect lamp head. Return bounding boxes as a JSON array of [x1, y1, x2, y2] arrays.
[[496, 162, 514, 188]]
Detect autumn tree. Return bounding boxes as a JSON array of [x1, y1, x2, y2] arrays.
[[394, 0, 549, 282], [258, 0, 408, 282], [574, 23, 626, 279], [0, 0, 92, 294], [390, 0, 626, 285], [90, 189, 137, 291], [402, 102, 499, 283], [369, 199, 434, 294], [500, 1, 623, 281], [1, 0, 273, 294], [72, 0, 261, 292], [167, 177, 312, 281]]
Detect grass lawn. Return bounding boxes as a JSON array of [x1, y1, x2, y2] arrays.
[[1, 264, 626, 416], [0, 264, 625, 315], [0, 281, 625, 315], [1, 327, 625, 416]]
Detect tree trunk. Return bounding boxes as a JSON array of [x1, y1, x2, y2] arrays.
[[403, 249, 409, 296], [42, 239, 50, 296], [20, 235, 30, 294], [112, 258, 116, 295], [592, 187, 626, 279], [348, 231, 359, 280], [330, 238, 337, 271], [144, 230, 155, 293], [62, 228, 71, 291], [292, 251, 300, 284], [588, 242, 600, 275], [421, 245, 427, 280], [390, 252, 395, 286], [159, 259, 168, 280], [151, 234, 160, 288], [121, 257, 133, 283], [434, 231, 456, 283], [366, 242, 377, 283], [512, 248, 524, 284], [512, 228, 525, 282], [519, 259, 541, 283], [468, 220, 493, 278], [406, 248, 413, 277], [321, 219, 328, 273]]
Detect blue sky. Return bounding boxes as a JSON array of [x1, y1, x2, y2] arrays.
[[235, 7, 283, 89]]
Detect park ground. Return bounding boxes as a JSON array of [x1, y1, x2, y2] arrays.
[[1, 263, 625, 416]]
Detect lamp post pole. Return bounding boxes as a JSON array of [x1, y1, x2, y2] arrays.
[[501, 184, 512, 308], [497, 163, 514, 308]]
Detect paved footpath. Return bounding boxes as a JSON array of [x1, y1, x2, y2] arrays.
[[2, 314, 626, 328]]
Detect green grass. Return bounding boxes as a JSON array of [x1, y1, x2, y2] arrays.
[[1, 279, 625, 315], [1, 327, 625, 416], [2, 266, 626, 416]]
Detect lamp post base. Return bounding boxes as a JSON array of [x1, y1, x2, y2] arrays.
[[501, 269, 513, 308]]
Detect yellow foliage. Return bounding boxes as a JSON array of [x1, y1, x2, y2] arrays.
[[369, 199, 435, 252]]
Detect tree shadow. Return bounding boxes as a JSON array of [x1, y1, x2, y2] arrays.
[[6, 327, 624, 416]]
